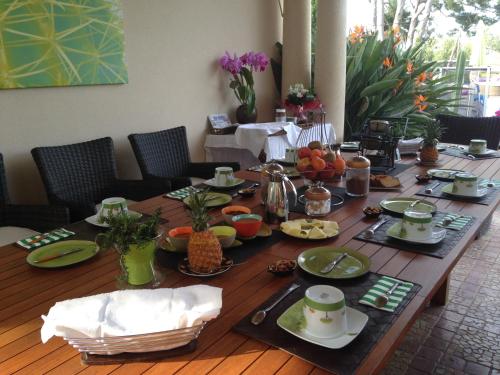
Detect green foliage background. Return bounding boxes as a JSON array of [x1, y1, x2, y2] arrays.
[[0, 0, 128, 89]]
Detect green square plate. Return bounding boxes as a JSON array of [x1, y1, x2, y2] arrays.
[[297, 247, 371, 279], [380, 197, 436, 215], [26, 240, 98, 268], [183, 192, 232, 208]]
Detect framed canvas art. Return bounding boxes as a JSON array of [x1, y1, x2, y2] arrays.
[[0, 0, 128, 89]]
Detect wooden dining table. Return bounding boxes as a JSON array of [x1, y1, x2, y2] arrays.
[[1, 154, 499, 375]]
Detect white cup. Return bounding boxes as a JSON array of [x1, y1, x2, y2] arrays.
[[453, 173, 478, 196], [469, 139, 487, 155], [214, 167, 235, 186], [285, 148, 298, 163], [400, 209, 433, 240], [303, 285, 347, 338], [98, 197, 128, 222]]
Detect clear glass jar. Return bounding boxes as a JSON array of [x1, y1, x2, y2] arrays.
[[305, 185, 331, 216], [275, 108, 286, 122], [345, 154, 370, 197]]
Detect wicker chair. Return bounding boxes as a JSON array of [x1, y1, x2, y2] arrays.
[[437, 115, 500, 150], [0, 153, 70, 244], [31, 137, 171, 222], [128, 126, 240, 189]]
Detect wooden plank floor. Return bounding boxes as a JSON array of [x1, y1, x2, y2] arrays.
[[0, 154, 498, 374]]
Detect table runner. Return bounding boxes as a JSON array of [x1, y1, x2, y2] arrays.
[[156, 230, 287, 270], [353, 212, 476, 259], [233, 272, 421, 375], [416, 182, 499, 206], [440, 147, 500, 160]]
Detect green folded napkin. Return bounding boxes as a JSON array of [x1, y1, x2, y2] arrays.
[[359, 276, 414, 313], [165, 186, 201, 200], [435, 214, 472, 231], [17, 228, 75, 250]]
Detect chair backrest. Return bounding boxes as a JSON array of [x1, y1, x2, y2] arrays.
[[128, 126, 191, 179], [31, 137, 118, 205], [0, 153, 9, 204], [437, 114, 500, 150]]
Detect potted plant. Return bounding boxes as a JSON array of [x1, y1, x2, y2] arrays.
[[96, 209, 162, 286], [219, 51, 269, 124], [284, 83, 322, 122], [420, 120, 443, 163]]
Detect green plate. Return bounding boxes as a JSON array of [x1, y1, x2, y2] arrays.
[[380, 197, 436, 215], [297, 246, 371, 279], [183, 192, 232, 208], [27, 240, 98, 268], [427, 169, 463, 181]]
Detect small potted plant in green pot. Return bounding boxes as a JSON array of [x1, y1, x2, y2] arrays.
[[96, 209, 162, 286]]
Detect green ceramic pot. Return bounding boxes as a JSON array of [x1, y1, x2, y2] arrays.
[[120, 240, 157, 285]]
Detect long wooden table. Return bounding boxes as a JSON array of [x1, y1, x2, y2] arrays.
[[1, 154, 499, 375]]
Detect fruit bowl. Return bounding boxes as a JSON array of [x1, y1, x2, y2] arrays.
[[295, 143, 344, 183]]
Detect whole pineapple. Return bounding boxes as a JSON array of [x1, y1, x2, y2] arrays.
[[187, 192, 222, 273], [420, 120, 442, 162]]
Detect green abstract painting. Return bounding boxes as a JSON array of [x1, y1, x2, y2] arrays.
[[0, 0, 128, 89]]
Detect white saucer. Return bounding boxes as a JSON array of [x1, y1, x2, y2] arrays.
[[203, 177, 245, 189], [465, 147, 496, 156], [386, 222, 446, 245], [277, 299, 368, 349], [84, 211, 142, 228], [441, 183, 489, 198]]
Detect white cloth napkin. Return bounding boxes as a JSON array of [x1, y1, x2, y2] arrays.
[[40, 285, 222, 343]]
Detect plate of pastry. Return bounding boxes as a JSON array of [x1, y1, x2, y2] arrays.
[[369, 175, 402, 190]]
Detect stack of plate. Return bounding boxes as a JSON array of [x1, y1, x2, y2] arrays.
[[64, 324, 205, 355]]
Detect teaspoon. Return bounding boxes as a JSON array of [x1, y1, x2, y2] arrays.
[[375, 281, 401, 308], [251, 283, 300, 325]]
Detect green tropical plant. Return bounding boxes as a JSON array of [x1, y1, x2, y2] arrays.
[[96, 209, 162, 255], [345, 27, 465, 140]]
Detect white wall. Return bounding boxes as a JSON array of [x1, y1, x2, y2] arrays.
[[0, 0, 281, 203]]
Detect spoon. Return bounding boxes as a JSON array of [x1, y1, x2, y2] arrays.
[[251, 283, 300, 325], [320, 252, 347, 274], [375, 281, 401, 308], [363, 218, 388, 239], [425, 181, 441, 194]]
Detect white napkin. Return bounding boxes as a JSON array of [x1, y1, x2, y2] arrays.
[[40, 285, 222, 343]]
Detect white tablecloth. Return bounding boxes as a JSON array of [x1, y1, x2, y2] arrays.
[[204, 122, 335, 169]]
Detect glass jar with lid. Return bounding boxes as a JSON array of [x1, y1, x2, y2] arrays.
[[345, 154, 370, 197], [304, 184, 331, 216]]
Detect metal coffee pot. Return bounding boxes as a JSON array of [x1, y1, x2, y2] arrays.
[[265, 171, 297, 223]]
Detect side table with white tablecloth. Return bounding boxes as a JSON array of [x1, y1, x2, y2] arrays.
[[204, 122, 335, 170]]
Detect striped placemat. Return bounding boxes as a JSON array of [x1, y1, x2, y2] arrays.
[[164, 186, 201, 200], [16, 228, 76, 250], [359, 276, 414, 312]]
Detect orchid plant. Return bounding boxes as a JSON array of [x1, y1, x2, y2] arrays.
[[219, 51, 269, 116]]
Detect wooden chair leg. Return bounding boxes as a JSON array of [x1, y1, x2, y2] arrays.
[[431, 276, 449, 306]]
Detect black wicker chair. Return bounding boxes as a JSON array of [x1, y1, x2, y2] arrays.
[[31, 137, 171, 222], [437, 114, 500, 150], [128, 126, 240, 189], [0, 153, 70, 234]]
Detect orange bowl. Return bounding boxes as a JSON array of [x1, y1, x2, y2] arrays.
[[168, 226, 193, 250], [232, 214, 263, 238], [221, 205, 251, 225]]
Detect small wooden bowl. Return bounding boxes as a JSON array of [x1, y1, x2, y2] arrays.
[[268, 259, 297, 276], [415, 174, 432, 183], [363, 206, 383, 219]]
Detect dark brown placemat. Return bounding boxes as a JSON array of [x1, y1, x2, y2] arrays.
[[81, 340, 197, 365], [371, 162, 413, 176], [156, 230, 288, 269], [440, 147, 500, 159], [415, 181, 499, 206], [233, 272, 421, 375], [353, 212, 476, 259]]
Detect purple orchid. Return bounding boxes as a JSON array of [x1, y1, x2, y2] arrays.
[[219, 51, 242, 75]]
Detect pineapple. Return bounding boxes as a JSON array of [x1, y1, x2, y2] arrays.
[[420, 120, 442, 163], [187, 192, 222, 273]]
